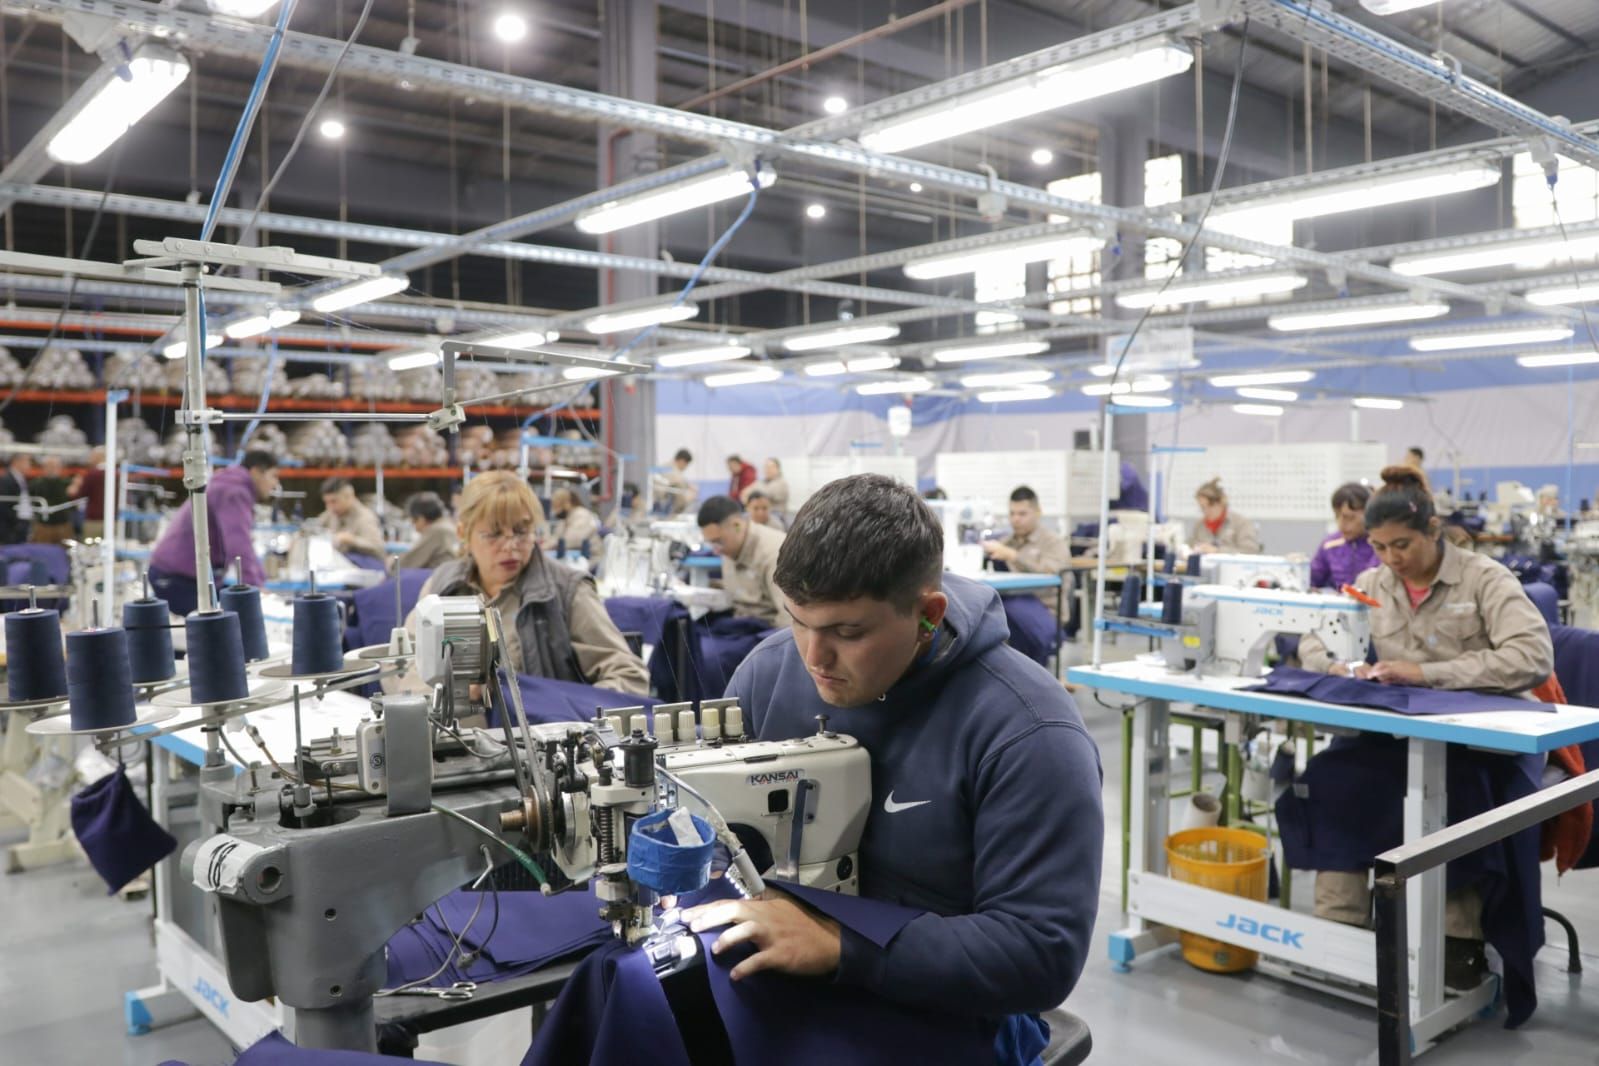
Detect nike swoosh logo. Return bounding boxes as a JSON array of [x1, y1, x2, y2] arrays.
[[883, 792, 931, 814]]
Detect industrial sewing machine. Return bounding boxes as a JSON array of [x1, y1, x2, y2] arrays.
[[1101, 584, 1370, 678], [597, 530, 734, 614], [1195, 553, 1311, 592], [182, 593, 869, 1051]]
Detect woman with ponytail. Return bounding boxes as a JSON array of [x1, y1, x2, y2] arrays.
[[1293, 465, 1554, 1010]]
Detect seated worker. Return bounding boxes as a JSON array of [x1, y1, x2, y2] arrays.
[[1309, 482, 1377, 590], [727, 454, 757, 500], [149, 450, 280, 616], [697, 495, 788, 627], [745, 490, 784, 530], [690, 474, 1103, 1059], [68, 446, 106, 540], [0, 453, 33, 545], [396, 472, 648, 695], [392, 491, 457, 571], [546, 486, 601, 558], [1295, 466, 1553, 993], [981, 486, 1070, 619], [320, 477, 385, 562], [740, 457, 790, 517], [1110, 459, 1148, 511], [657, 448, 695, 516], [1189, 477, 1262, 555], [28, 455, 74, 545]]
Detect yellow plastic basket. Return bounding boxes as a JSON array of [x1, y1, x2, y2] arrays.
[[1164, 827, 1271, 973]]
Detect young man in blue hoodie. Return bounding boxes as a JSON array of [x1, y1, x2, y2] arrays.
[[684, 474, 1103, 1057]]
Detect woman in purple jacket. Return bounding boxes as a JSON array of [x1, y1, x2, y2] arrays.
[[1309, 481, 1378, 590]]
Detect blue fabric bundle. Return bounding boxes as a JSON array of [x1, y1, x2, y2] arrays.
[[344, 570, 433, 651], [70, 766, 177, 894], [160, 1031, 447, 1065], [384, 887, 611, 988], [1244, 666, 1554, 715]]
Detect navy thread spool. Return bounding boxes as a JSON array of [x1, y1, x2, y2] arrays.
[[186, 611, 249, 704], [67, 628, 137, 730], [1161, 581, 1185, 626], [1118, 573, 1143, 618], [123, 597, 176, 684], [292, 594, 346, 675], [5, 608, 67, 701], [1185, 553, 1203, 576], [220, 585, 269, 662]]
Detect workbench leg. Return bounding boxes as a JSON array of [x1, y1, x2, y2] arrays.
[[1121, 709, 1133, 913], [1406, 738, 1447, 1022], [1191, 723, 1203, 795], [1112, 697, 1170, 970]]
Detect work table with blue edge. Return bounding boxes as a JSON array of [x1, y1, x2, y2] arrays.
[[975, 571, 1063, 592], [1068, 657, 1599, 755]]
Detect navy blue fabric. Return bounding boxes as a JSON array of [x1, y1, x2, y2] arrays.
[[344, 551, 388, 573], [727, 573, 1103, 1018], [604, 596, 706, 702], [0, 544, 67, 612], [344, 570, 432, 651], [1522, 582, 1558, 628], [1275, 736, 1544, 1027], [1111, 461, 1148, 512], [486, 673, 656, 729], [148, 565, 201, 618], [1000, 594, 1057, 667], [70, 766, 177, 894], [386, 887, 611, 988], [1550, 626, 1599, 870], [993, 1015, 1049, 1066], [698, 614, 774, 697], [160, 1031, 447, 1065], [521, 935, 693, 1066], [1245, 666, 1555, 715]]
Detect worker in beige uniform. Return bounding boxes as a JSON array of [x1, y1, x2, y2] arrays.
[[656, 448, 696, 516], [320, 477, 387, 561], [547, 486, 602, 558], [390, 472, 648, 697], [1296, 466, 1553, 990], [741, 458, 790, 518], [981, 485, 1071, 621], [697, 495, 788, 627], [392, 491, 458, 571], [1189, 477, 1262, 554]]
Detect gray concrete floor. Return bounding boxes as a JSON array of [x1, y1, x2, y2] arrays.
[[3, 641, 1598, 1064]]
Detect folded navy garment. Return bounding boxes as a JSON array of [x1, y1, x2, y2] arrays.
[[1244, 666, 1555, 715], [486, 673, 657, 729], [604, 595, 709, 702], [70, 766, 177, 894], [999, 595, 1057, 668], [159, 1031, 448, 1066], [385, 887, 612, 988]]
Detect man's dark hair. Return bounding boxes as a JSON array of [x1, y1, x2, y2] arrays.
[[674, 448, 693, 464], [746, 490, 768, 503], [406, 491, 445, 523], [696, 495, 744, 528], [776, 474, 942, 613], [1010, 485, 1040, 505], [1407, 446, 1425, 463], [241, 450, 278, 473], [320, 476, 354, 497], [1330, 482, 1371, 513]]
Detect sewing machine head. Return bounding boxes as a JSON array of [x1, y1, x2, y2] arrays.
[[1195, 553, 1311, 592], [1170, 585, 1370, 678]]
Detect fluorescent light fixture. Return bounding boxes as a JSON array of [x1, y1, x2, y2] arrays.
[[162, 334, 223, 361], [905, 232, 1104, 280], [1209, 370, 1314, 387], [1391, 234, 1599, 276], [1353, 396, 1405, 410], [576, 166, 776, 235], [656, 344, 752, 369], [704, 367, 782, 388], [564, 365, 623, 381], [1112, 395, 1174, 408], [1236, 386, 1298, 402], [1359, 0, 1455, 13], [1409, 326, 1574, 352], [1030, 148, 1054, 167], [1268, 303, 1449, 332], [224, 308, 300, 340], [859, 39, 1192, 154], [387, 349, 442, 371], [311, 274, 409, 314], [1087, 356, 1200, 377], [1115, 272, 1308, 309], [804, 354, 901, 377], [782, 323, 901, 352], [318, 117, 346, 140], [960, 369, 1053, 388], [857, 377, 935, 396], [977, 385, 1053, 403], [583, 303, 699, 335], [908, 182, 924, 193], [823, 95, 848, 115], [1516, 351, 1599, 368], [47, 47, 190, 165], [492, 12, 530, 42], [479, 329, 558, 349], [1527, 283, 1599, 306], [1232, 403, 1284, 417], [206, 0, 281, 15], [929, 339, 1049, 364], [1213, 162, 1500, 228], [1082, 376, 1171, 396], [806, 203, 827, 221]]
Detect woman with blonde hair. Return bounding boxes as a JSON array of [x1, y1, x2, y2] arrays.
[[1189, 477, 1262, 554], [403, 471, 648, 694]]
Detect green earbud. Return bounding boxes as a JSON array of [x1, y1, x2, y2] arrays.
[[920, 618, 937, 633]]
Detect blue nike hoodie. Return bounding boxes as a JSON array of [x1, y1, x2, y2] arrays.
[[726, 573, 1104, 1018]]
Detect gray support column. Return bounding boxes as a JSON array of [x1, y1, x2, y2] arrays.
[[596, 0, 661, 503], [1099, 117, 1152, 482]]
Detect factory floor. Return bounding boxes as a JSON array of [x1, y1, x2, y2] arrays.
[[4, 640, 1599, 1064]]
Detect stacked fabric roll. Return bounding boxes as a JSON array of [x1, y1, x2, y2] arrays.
[[152, 426, 218, 467], [116, 418, 163, 466], [161, 352, 230, 395], [349, 362, 404, 402], [29, 348, 96, 390], [397, 366, 444, 402], [0, 348, 23, 386], [230, 359, 288, 399], [0, 426, 16, 451], [458, 425, 497, 469], [104, 352, 168, 392], [349, 424, 404, 468], [284, 372, 346, 400], [395, 425, 450, 468], [35, 414, 87, 453], [454, 366, 498, 404], [287, 422, 350, 466], [244, 424, 290, 460]]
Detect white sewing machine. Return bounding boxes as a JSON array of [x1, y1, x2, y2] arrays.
[[1103, 512, 1185, 566], [598, 532, 734, 615], [1197, 553, 1311, 592]]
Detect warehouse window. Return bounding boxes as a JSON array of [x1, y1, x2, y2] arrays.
[[1512, 152, 1599, 229], [1047, 170, 1103, 316], [1144, 154, 1184, 280], [974, 259, 1026, 332], [1205, 210, 1294, 274]]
